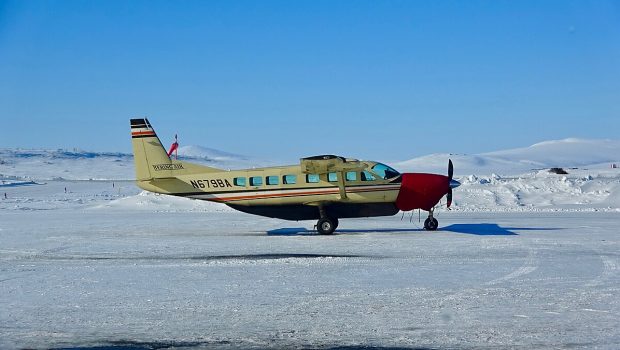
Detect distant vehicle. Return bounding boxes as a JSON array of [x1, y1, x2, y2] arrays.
[[130, 118, 460, 234]]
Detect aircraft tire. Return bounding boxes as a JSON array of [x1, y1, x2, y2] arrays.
[[317, 217, 337, 235], [424, 217, 439, 231]]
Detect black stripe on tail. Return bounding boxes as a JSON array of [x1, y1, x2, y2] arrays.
[[130, 118, 152, 129]]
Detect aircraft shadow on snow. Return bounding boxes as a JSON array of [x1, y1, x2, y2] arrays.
[[268, 224, 563, 236]]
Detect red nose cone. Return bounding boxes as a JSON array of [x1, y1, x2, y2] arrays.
[[395, 173, 450, 211]]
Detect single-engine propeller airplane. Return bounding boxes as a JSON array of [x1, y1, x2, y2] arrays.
[[130, 118, 461, 234]]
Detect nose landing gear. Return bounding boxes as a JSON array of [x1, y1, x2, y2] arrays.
[[423, 209, 439, 231]]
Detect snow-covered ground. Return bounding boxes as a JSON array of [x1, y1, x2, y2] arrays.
[[1, 139, 620, 348], [1, 207, 619, 349]]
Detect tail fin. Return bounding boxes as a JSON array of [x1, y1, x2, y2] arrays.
[[130, 118, 223, 181], [130, 118, 174, 180]]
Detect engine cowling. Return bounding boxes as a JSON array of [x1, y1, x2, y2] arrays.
[[395, 173, 450, 211]]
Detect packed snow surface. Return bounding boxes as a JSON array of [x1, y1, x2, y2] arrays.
[[1, 205, 619, 349]]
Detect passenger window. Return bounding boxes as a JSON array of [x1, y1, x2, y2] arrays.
[[306, 174, 319, 183], [345, 171, 357, 181], [327, 172, 338, 182], [361, 171, 376, 181], [283, 175, 297, 184], [266, 175, 279, 185], [250, 176, 263, 186], [233, 177, 246, 187]]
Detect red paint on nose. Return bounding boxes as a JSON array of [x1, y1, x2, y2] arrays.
[[395, 173, 450, 211]]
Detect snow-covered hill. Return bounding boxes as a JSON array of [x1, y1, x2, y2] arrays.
[[0, 147, 268, 181], [176, 145, 246, 162], [0, 149, 134, 181], [396, 138, 620, 175]]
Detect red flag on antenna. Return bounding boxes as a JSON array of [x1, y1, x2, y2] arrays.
[[167, 134, 179, 158]]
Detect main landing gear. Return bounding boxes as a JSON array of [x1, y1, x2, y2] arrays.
[[316, 206, 339, 235], [317, 217, 339, 235], [423, 209, 439, 231]]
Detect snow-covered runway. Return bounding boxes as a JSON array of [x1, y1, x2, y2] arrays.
[[1, 206, 619, 349]]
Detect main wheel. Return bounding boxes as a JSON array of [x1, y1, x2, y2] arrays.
[[424, 217, 439, 231], [317, 217, 337, 235]]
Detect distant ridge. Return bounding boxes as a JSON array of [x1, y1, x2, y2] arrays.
[[176, 145, 247, 161], [396, 138, 620, 175], [0, 146, 261, 181]]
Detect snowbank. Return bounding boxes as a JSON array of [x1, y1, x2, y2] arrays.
[[448, 168, 620, 212]]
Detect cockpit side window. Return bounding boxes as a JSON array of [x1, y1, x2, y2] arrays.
[[371, 163, 401, 179]]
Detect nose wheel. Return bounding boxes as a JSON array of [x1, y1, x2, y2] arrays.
[[423, 209, 439, 231], [424, 217, 439, 230]]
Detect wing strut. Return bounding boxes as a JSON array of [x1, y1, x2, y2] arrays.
[[337, 171, 347, 199]]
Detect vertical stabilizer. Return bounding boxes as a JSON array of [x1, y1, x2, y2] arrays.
[[130, 118, 173, 180]]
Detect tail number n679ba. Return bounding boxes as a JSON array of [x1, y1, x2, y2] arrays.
[[190, 179, 232, 189]]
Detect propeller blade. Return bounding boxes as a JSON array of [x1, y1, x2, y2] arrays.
[[447, 159, 454, 208]]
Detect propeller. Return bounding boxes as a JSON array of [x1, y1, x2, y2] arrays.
[[447, 159, 454, 208]]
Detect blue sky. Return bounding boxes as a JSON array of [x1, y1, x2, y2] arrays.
[[1, 1, 619, 161]]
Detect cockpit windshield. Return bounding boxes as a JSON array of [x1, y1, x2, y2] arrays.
[[371, 163, 401, 179]]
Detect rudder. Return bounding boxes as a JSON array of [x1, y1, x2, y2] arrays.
[[130, 118, 174, 180]]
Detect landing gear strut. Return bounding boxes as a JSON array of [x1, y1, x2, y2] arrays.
[[424, 209, 439, 231], [317, 206, 338, 235]]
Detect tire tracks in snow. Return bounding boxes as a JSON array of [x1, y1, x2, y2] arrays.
[[484, 246, 538, 286], [584, 254, 618, 288]]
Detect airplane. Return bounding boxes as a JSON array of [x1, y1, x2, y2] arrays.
[[130, 118, 461, 234]]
